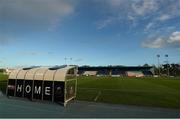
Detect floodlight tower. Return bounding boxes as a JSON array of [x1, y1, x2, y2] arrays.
[[157, 54, 160, 76], [70, 57, 73, 65], [165, 54, 169, 77], [64, 57, 67, 65]]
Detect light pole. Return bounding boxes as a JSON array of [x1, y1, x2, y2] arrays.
[[165, 54, 169, 77], [64, 57, 67, 65], [157, 54, 160, 76], [70, 57, 73, 65]]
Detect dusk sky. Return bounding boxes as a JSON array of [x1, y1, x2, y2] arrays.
[[0, 0, 180, 67]]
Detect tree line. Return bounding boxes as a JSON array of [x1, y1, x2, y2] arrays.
[[0, 69, 6, 73], [143, 63, 180, 76]]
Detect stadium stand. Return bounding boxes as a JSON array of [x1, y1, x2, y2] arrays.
[[78, 66, 154, 77]]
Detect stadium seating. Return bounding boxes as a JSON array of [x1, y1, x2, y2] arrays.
[[77, 66, 154, 77], [97, 69, 109, 76], [111, 69, 120, 75], [142, 71, 153, 76]]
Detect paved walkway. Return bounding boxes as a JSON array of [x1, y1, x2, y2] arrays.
[[0, 94, 180, 118]]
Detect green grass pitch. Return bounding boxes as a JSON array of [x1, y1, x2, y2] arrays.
[[0, 73, 8, 94], [77, 76, 180, 109]]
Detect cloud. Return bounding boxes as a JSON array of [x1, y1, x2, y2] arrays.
[[95, 0, 180, 30], [0, 0, 76, 46], [96, 17, 115, 29], [127, 15, 136, 21], [95, 0, 161, 29], [142, 37, 166, 48], [0, 0, 75, 31], [145, 15, 172, 31], [142, 31, 180, 49], [157, 14, 171, 21], [106, 0, 124, 8], [168, 31, 180, 43], [144, 1, 180, 32], [145, 22, 154, 31], [131, 0, 159, 16]]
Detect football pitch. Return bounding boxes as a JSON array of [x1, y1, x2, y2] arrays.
[[77, 76, 180, 109], [1, 73, 180, 109]]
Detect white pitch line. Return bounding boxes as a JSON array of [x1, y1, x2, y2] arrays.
[[94, 91, 101, 102]]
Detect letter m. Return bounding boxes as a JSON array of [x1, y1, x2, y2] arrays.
[[34, 86, 41, 94]]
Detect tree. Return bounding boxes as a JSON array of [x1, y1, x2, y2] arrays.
[[0, 69, 5, 73], [143, 63, 150, 67]]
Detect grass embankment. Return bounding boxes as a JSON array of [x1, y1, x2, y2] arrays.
[[1, 74, 180, 109], [77, 76, 180, 109], [0, 73, 8, 94]]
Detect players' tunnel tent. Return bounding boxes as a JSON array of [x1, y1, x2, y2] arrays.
[[7, 65, 77, 106]]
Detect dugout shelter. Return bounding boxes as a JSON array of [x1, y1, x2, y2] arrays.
[[7, 65, 77, 106]]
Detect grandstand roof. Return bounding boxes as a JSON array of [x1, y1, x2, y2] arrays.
[[78, 66, 153, 71]]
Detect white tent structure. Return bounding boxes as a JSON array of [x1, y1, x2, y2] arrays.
[[7, 65, 77, 106]]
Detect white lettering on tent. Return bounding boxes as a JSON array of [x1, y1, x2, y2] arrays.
[[34, 86, 41, 94], [45, 87, 50, 95], [25, 85, 31, 93], [17, 85, 22, 92]]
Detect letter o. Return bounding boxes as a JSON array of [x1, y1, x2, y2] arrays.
[[25, 85, 31, 93]]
